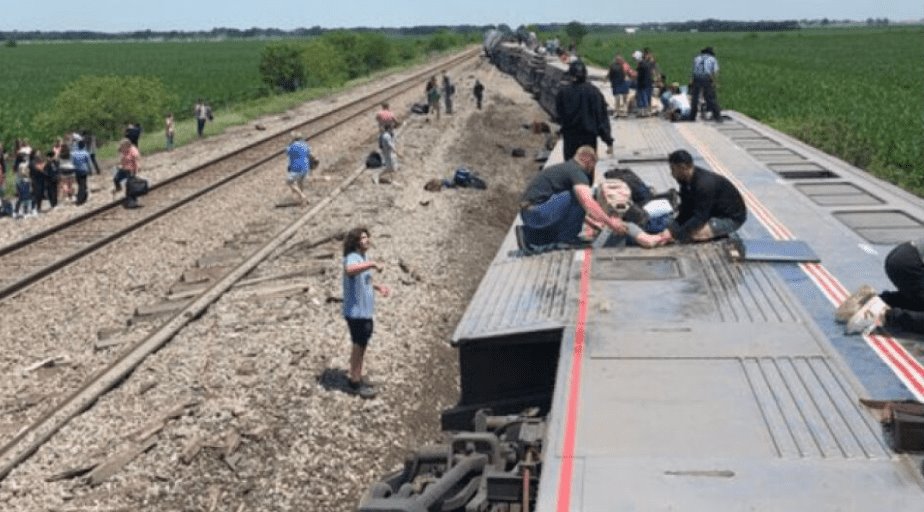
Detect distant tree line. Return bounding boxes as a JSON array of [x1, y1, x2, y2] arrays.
[[0, 25, 494, 42], [528, 19, 801, 33], [1, 18, 900, 44]]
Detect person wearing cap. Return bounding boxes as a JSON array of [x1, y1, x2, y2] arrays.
[[554, 60, 614, 165], [690, 46, 722, 122], [285, 132, 311, 206]]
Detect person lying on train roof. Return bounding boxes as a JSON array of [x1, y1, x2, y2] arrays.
[[840, 239, 924, 337], [592, 171, 675, 248], [656, 149, 747, 244], [517, 146, 662, 250]]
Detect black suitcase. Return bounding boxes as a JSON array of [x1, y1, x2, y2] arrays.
[[126, 176, 149, 197]]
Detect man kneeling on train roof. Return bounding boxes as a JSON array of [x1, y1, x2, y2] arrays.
[[655, 149, 747, 244], [517, 146, 663, 250]]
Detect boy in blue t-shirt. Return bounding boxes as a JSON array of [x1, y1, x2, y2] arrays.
[[286, 131, 311, 206], [342, 226, 390, 399]]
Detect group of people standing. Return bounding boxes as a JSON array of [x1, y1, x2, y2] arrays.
[[607, 46, 722, 122], [3, 133, 100, 218]]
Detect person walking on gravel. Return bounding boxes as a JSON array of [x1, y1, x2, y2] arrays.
[[113, 139, 140, 200], [285, 131, 311, 206], [342, 227, 390, 399], [426, 77, 441, 121], [375, 102, 398, 131], [442, 71, 454, 114], [473, 79, 485, 110]]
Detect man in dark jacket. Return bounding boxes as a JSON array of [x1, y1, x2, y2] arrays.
[[840, 240, 924, 336], [554, 60, 613, 164], [658, 149, 746, 243]]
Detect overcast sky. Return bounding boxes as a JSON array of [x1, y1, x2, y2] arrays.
[[4, 0, 922, 32]]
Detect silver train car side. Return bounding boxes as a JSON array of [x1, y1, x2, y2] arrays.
[[360, 43, 924, 512]]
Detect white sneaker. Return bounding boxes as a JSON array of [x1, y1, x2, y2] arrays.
[[846, 296, 889, 335]]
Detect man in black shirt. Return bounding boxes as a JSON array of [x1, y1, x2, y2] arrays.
[[519, 146, 628, 248], [659, 149, 746, 243], [554, 61, 613, 163]]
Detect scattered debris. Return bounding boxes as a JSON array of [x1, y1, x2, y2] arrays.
[[86, 438, 158, 486], [23, 356, 71, 374]]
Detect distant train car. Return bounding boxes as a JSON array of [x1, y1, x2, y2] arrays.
[[359, 44, 924, 512]]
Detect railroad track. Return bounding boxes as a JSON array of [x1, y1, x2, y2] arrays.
[[0, 48, 480, 481], [0, 47, 480, 303]]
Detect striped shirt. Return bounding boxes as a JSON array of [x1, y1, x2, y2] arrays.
[[692, 54, 719, 78]]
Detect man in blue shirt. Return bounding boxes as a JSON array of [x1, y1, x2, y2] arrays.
[[690, 47, 723, 122], [342, 227, 390, 399], [70, 140, 92, 205], [286, 131, 311, 206]]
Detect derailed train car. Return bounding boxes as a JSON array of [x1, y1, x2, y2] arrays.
[[359, 44, 924, 511]]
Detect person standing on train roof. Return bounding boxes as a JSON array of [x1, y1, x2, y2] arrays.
[[657, 149, 746, 244], [840, 239, 924, 336], [690, 46, 723, 122], [554, 60, 614, 165], [342, 226, 390, 399], [517, 146, 640, 250]]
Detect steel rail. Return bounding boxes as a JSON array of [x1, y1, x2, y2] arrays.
[[0, 48, 480, 481], [0, 47, 479, 302]]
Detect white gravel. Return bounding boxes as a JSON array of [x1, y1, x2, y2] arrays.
[[0, 54, 553, 511]]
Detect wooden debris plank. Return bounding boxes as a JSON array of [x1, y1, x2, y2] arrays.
[[134, 299, 192, 318], [197, 249, 242, 268], [180, 435, 203, 465], [181, 266, 226, 284], [45, 461, 99, 482], [239, 282, 310, 300], [86, 438, 157, 486], [235, 270, 307, 289]]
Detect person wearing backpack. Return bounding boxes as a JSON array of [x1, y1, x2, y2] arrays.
[[608, 54, 630, 117]]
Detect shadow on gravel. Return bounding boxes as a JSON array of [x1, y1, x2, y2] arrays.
[[318, 367, 353, 394]]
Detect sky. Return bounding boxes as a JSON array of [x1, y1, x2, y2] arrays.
[[4, 0, 922, 32]]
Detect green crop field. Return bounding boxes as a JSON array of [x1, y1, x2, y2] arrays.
[[577, 27, 924, 195], [0, 40, 267, 141]]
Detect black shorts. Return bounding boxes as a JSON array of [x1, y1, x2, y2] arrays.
[[345, 318, 374, 347]]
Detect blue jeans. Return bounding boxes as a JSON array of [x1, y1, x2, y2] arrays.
[[520, 191, 586, 246], [113, 168, 133, 191], [636, 87, 652, 108]]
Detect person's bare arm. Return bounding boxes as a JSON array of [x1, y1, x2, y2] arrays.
[[574, 184, 627, 235], [345, 260, 381, 277]]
